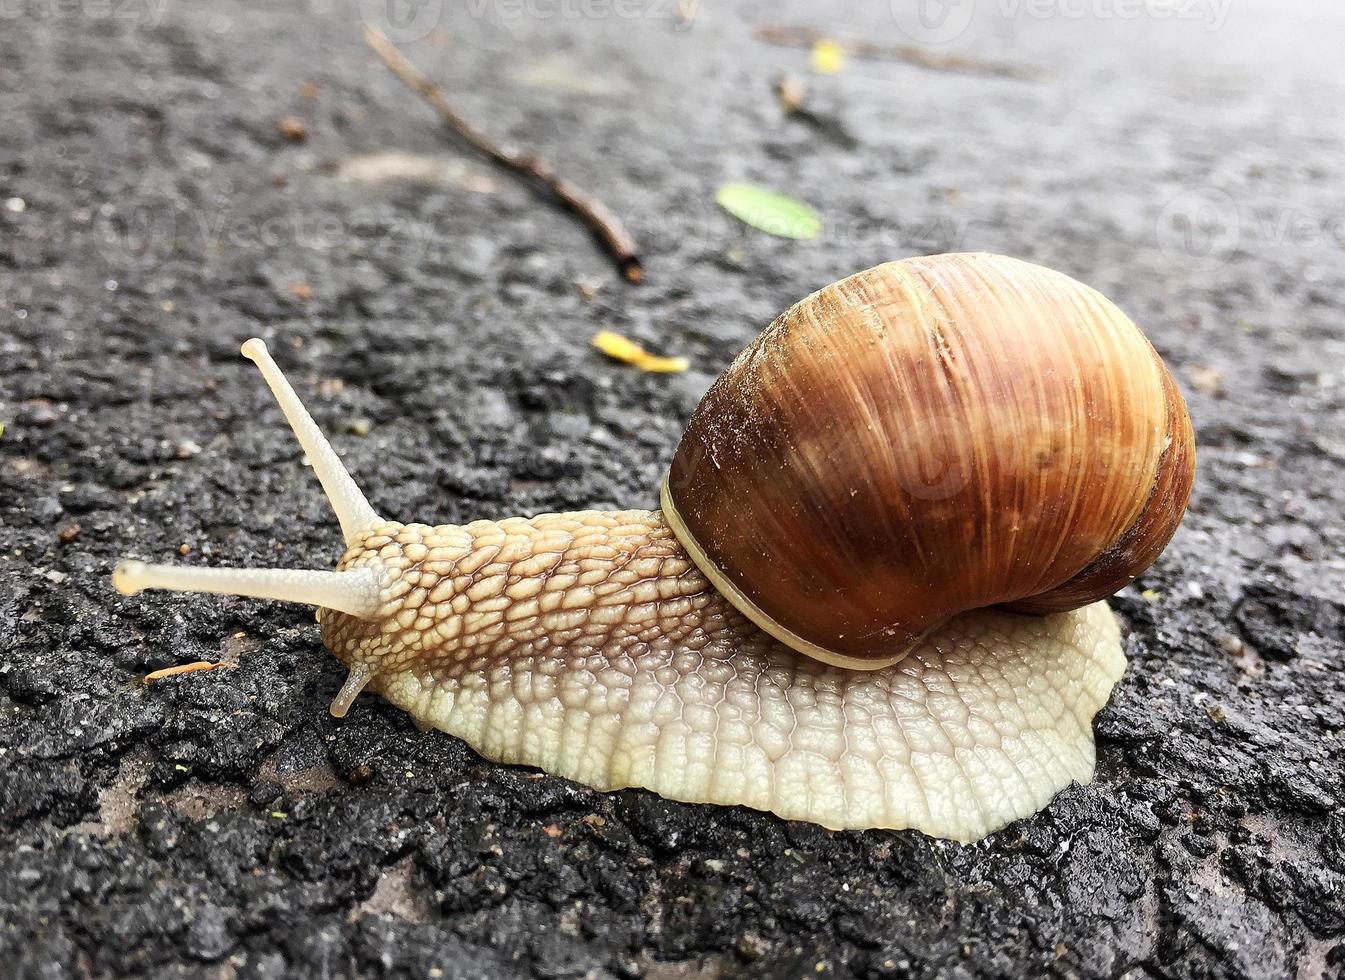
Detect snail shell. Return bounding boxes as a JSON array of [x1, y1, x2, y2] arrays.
[[662, 252, 1195, 669]]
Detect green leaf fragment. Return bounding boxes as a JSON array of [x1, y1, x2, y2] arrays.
[[715, 183, 821, 240]]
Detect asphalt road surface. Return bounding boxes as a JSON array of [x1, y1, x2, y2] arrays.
[[2, 0, 1343, 977]]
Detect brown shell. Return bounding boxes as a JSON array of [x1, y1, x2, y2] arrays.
[[661, 253, 1195, 669]]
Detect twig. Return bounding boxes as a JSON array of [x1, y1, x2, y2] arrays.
[[754, 24, 1041, 81], [362, 26, 643, 283], [144, 661, 224, 682]]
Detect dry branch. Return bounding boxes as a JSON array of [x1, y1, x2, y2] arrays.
[[363, 26, 643, 283]]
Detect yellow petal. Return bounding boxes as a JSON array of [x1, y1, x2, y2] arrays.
[[810, 38, 846, 75], [592, 330, 689, 373]]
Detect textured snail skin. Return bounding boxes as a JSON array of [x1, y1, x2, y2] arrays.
[[667, 253, 1195, 668], [320, 511, 1125, 842]]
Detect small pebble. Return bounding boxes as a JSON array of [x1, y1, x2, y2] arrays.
[[249, 781, 282, 806], [276, 116, 308, 141], [22, 400, 58, 425], [736, 932, 769, 960], [775, 73, 807, 112], [4, 197, 26, 213], [1188, 364, 1223, 396]]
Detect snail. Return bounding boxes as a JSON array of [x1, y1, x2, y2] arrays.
[[113, 252, 1195, 842]]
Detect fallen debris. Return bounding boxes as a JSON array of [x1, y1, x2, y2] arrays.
[[592, 331, 689, 373], [336, 151, 497, 192], [276, 116, 309, 142], [774, 73, 808, 113], [143, 661, 226, 683], [755, 24, 1040, 80], [363, 26, 643, 283], [716, 183, 821, 240], [809, 38, 846, 75]]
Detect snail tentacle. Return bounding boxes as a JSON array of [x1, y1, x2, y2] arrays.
[[241, 338, 380, 545], [329, 663, 377, 718], [112, 561, 383, 619]]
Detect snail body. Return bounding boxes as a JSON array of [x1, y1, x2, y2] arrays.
[[114, 253, 1193, 842]]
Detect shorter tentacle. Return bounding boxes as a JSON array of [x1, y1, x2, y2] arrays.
[[329, 664, 376, 718]]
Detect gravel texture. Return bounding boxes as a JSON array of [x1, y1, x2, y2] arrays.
[[2, 1, 1344, 977]]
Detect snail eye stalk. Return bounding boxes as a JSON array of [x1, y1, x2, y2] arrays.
[[240, 338, 380, 545], [111, 338, 384, 619]]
